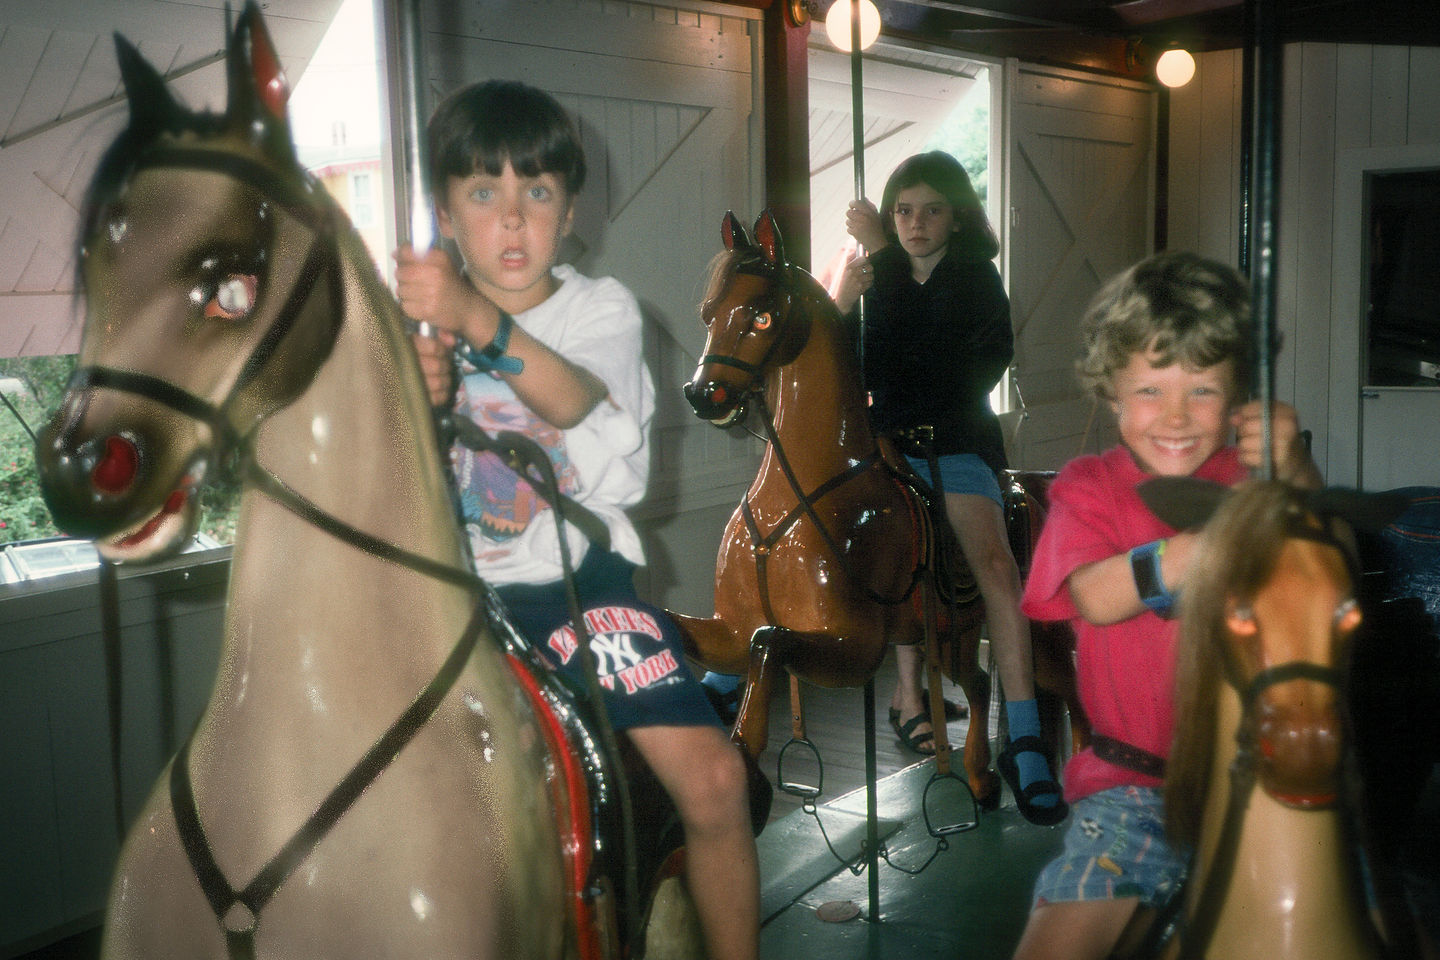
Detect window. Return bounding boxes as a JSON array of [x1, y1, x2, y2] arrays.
[[350, 170, 375, 227]]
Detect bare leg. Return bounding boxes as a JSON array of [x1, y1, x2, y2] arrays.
[[1012, 899, 1142, 960], [628, 724, 760, 960], [944, 492, 1032, 701], [946, 491, 1063, 820], [888, 643, 934, 754]]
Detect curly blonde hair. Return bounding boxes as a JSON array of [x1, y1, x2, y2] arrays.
[[1075, 251, 1256, 401]]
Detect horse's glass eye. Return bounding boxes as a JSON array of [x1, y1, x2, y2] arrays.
[[753, 311, 773, 331], [200, 274, 258, 320]]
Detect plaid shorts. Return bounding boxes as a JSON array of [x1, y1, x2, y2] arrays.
[[1031, 786, 1188, 908]]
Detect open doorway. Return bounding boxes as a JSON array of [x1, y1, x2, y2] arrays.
[[807, 40, 1000, 396]]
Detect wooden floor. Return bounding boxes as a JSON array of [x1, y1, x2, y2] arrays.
[[756, 642, 1001, 825], [748, 643, 1073, 960]]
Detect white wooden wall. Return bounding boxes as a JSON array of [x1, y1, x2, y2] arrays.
[[1167, 43, 1440, 488]]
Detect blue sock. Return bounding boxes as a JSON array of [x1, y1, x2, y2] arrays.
[[1007, 698, 1058, 807], [701, 671, 741, 694]]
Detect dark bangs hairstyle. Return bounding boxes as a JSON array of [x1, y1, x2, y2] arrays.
[[427, 80, 586, 205], [1076, 250, 1256, 402], [878, 150, 999, 262]]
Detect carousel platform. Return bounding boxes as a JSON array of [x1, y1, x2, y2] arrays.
[[752, 648, 1065, 960], [756, 759, 1062, 959], [16, 644, 1437, 959]]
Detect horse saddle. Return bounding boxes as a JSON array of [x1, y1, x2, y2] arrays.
[[495, 602, 771, 955]]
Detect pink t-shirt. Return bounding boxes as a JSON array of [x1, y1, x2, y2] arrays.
[[1021, 444, 1246, 802]]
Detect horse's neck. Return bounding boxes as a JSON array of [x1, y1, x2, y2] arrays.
[[217, 248, 474, 723], [767, 300, 874, 472], [1190, 686, 1380, 959]]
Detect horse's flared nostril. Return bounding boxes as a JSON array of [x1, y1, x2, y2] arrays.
[[92, 435, 139, 494], [684, 380, 729, 420]]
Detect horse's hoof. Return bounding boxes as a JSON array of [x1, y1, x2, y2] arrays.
[[972, 771, 1003, 810]]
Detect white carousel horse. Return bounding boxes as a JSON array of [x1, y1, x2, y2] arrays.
[[35, 7, 683, 957]]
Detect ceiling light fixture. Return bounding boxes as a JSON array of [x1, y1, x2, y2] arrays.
[[1156, 48, 1196, 88], [824, 0, 881, 52]]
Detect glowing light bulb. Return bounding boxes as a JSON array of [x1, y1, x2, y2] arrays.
[[824, 0, 881, 52], [1156, 48, 1196, 88]]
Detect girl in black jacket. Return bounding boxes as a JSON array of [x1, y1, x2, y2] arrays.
[[835, 151, 1064, 825]]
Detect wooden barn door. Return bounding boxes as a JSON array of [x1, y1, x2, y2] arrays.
[[1002, 61, 1155, 470], [403, 0, 766, 614]]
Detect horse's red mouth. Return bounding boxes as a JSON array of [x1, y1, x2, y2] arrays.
[[100, 482, 198, 562], [116, 488, 190, 547], [1265, 789, 1338, 810]]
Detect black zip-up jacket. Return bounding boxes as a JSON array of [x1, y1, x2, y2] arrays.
[[856, 242, 1012, 474]]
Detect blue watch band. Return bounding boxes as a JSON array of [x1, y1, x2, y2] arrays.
[[458, 308, 524, 376], [1130, 538, 1177, 616]]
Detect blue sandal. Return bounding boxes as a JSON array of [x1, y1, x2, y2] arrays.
[[997, 735, 1068, 826]]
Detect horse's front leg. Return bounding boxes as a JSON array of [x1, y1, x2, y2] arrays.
[[941, 612, 1002, 809], [732, 625, 889, 757]]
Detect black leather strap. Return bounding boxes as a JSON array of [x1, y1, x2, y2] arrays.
[[170, 596, 488, 958], [1091, 733, 1167, 778]]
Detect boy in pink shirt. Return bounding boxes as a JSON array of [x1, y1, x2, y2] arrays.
[[1011, 251, 1321, 959]]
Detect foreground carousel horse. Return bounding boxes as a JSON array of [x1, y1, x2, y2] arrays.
[[34, 9, 700, 958], [672, 210, 1000, 803], [1148, 479, 1415, 960]]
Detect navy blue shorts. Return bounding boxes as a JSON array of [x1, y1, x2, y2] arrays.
[[904, 452, 1004, 508], [495, 549, 721, 731]]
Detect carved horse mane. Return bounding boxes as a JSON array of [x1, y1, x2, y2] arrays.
[[1163, 481, 1317, 846]]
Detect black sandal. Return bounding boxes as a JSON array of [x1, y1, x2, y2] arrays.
[[997, 735, 1068, 826], [889, 710, 937, 755]]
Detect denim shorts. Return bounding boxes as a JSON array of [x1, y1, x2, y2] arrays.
[[904, 452, 1003, 508], [1030, 786, 1188, 908]]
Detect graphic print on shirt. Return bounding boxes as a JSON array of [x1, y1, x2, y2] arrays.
[[546, 604, 685, 696], [453, 371, 580, 543]]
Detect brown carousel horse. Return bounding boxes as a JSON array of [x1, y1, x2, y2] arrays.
[[671, 210, 1000, 805], [34, 8, 704, 957], [1146, 479, 1416, 960]]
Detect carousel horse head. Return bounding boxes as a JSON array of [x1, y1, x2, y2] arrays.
[[683, 210, 821, 425], [1150, 479, 1407, 846], [36, 2, 342, 563]]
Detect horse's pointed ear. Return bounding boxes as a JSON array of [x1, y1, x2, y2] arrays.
[[722, 211, 752, 251], [1137, 476, 1230, 530], [226, 1, 295, 154], [115, 34, 183, 131], [753, 210, 786, 266]]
